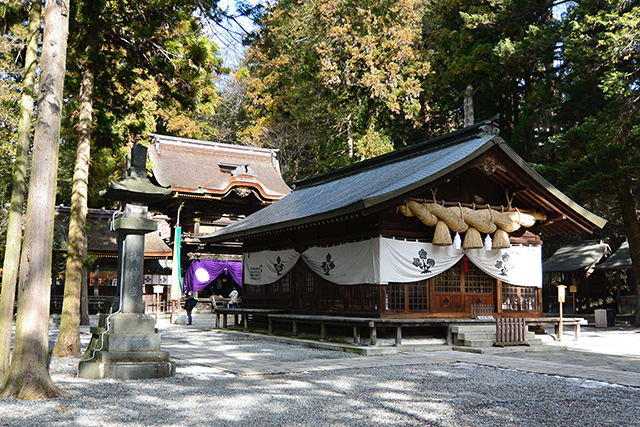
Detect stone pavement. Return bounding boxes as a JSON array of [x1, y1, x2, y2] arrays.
[[160, 321, 640, 388]]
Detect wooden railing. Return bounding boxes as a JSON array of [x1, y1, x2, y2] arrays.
[[470, 304, 494, 320], [495, 317, 529, 346]]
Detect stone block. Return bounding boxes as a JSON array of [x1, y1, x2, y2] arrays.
[[78, 360, 175, 379], [107, 313, 156, 334], [104, 333, 161, 352]]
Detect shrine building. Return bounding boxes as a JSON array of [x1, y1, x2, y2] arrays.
[[201, 120, 606, 319]]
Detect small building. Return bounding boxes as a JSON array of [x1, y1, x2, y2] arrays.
[[542, 240, 611, 315], [52, 205, 173, 312], [595, 240, 636, 314], [202, 120, 606, 319], [146, 134, 291, 298]]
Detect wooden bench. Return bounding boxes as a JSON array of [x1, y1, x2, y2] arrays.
[[267, 315, 482, 347], [524, 317, 586, 341], [215, 308, 288, 330], [267, 314, 374, 344]]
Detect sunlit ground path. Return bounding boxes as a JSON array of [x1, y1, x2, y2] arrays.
[[1, 320, 639, 426]]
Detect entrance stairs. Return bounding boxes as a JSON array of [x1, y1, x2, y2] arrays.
[[451, 323, 542, 348]]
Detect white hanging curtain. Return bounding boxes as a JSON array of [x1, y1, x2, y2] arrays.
[[243, 249, 300, 285], [466, 245, 542, 288], [379, 237, 465, 284], [243, 237, 541, 288], [301, 239, 380, 285]]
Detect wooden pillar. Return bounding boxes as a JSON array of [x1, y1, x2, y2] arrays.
[[292, 320, 298, 336], [268, 317, 273, 335], [320, 322, 326, 341]]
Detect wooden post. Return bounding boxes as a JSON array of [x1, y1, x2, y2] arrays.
[[320, 322, 326, 341], [395, 326, 402, 347], [353, 326, 360, 345], [369, 321, 377, 346], [292, 320, 298, 337], [268, 317, 273, 335], [557, 285, 566, 341]]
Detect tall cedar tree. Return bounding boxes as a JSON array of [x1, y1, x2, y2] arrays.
[[53, 0, 224, 356], [421, 0, 559, 160], [0, 0, 40, 382], [0, 0, 71, 399], [548, 1, 640, 324]]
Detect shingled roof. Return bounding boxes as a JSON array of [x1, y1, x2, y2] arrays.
[[543, 240, 611, 273], [202, 120, 606, 242], [595, 241, 632, 270], [54, 206, 172, 258], [149, 134, 290, 203]]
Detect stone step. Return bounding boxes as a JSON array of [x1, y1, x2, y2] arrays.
[[457, 332, 496, 341], [94, 349, 172, 364], [463, 339, 495, 347], [450, 324, 495, 334]]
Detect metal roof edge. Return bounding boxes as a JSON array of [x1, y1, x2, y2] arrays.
[[361, 137, 502, 210], [200, 201, 366, 243], [293, 119, 499, 190]]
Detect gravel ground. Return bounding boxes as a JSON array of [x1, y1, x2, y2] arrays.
[[1, 326, 639, 427]]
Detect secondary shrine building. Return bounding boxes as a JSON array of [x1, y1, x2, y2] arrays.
[[202, 120, 605, 319]]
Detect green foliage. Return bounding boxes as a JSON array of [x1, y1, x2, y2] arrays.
[[55, 0, 226, 207], [422, 0, 559, 157], [546, 0, 640, 205], [243, 0, 429, 181]]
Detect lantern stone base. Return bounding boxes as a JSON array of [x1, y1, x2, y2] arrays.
[[78, 313, 176, 379]]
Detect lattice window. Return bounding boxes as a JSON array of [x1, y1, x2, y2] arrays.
[[465, 263, 493, 293], [272, 274, 290, 294], [520, 286, 537, 311], [408, 280, 429, 311], [244, 284, 265, 295], [305, 272, 315, 293], [502, 284, 536, 311], [502, 283, 519, 310], [386, 283, 405, 311], [434, 264, 461, 293]]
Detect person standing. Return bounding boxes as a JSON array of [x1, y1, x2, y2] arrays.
[[228, 289, 239, 308], [183, 291, 198, 325]]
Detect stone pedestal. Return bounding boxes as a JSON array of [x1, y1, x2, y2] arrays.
[[78, 204, 175, 379]]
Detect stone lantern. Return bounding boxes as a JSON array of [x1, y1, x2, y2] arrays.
[[78, 144, 175, 379]]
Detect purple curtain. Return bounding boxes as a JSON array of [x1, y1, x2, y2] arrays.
[[182, 260, 243, 294]]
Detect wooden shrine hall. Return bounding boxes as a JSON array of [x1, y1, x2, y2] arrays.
[[202, 120, 606, 322]]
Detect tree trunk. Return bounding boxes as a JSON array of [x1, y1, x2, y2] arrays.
[[617, 179, 640, 326], [0, 0, 71, 399], [80, 263, 90, 326], [0, 0, 41, 383], [52, 18, 97, 357]]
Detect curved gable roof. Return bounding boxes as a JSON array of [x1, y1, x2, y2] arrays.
[[149, 134, 291, 202]]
